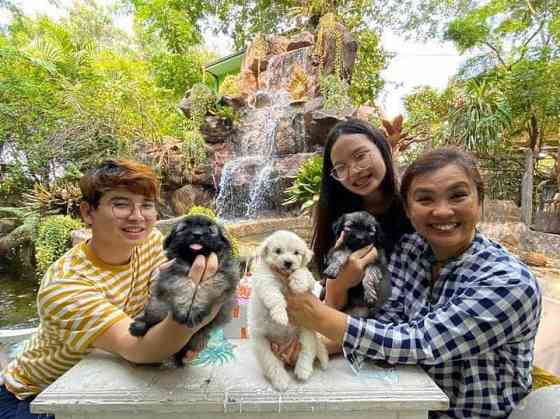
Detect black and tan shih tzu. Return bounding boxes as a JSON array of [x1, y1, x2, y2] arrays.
[[323, 211, 391, 318], [129, 214, 240, 366]]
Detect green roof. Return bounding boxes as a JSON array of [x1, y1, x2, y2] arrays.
[[205, 50, 245, 78]]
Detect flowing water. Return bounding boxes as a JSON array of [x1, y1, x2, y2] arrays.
[[215, 47, 314, 220]]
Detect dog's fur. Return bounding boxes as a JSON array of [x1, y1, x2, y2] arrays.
[[129, 214, 240, 366], [323, 211, 391, 318], [249, 230, 328, 391]]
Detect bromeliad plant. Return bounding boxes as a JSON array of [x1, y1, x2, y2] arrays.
[[283, 155, 324, 215]]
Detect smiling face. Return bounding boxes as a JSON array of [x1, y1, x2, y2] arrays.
[[80, 188, 157, 264], [330, 133, 387, 198], [405, 164, 482, 261]]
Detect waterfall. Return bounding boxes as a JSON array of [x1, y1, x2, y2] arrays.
[[215, 47, 313, 220]]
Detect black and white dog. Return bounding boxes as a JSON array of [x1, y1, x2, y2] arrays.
[[129, 214, 240, 366], [323, 211, 391, 317]]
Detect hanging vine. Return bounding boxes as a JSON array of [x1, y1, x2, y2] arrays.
[[314, 12, 344, 78], [252, 32, 268, 89]]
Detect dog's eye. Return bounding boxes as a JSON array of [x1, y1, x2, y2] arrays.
[[294, 250, 299, 255], [274, 248, 282, 255]]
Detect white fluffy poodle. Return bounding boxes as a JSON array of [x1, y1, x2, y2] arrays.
[[248, 230, 329, 391]]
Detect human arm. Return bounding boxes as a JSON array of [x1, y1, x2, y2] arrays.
[[92, 253, 219, 364], [343, 265, 541, 366]]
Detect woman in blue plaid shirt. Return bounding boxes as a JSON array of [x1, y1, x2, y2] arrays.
[[282, 148, 542, 418]]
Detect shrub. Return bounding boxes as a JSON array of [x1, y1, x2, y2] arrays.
[[189, 83, 217, 129], [218, 74, 241, 97], [319, 74, 352, 113], [283, 155, 323, 215], [35, 215, 83, 278]]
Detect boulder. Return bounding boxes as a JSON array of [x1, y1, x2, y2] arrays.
[[287, 31, 314, 51], [274, 114, 307, 156], [169, 184, 215, 215], [303, 97, 350, 147], [201, 115, 234, 144]]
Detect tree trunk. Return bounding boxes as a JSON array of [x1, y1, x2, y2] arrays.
[[521, 149, 534, 225]]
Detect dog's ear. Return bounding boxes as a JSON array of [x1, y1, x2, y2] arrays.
[[217, 223, 232, 249], [163, 226, 177, 250], [332, 214, 346, 237], [372, 218, 385, 245], [256, 238, 269, 258]]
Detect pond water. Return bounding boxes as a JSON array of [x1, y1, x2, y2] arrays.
[[0, 273, 40, 329]]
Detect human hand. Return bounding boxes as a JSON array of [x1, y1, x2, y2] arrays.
[[189, 252, 218, 285], [285, 290, 320, 330], [270, 336, 301, 367], [337, 244, 378, 289], [334, 231, 346, 249]]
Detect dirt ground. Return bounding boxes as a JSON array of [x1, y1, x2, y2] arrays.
[[525, 256, 560, 376]]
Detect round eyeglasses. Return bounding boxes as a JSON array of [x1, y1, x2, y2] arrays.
[[330, 150, 374, 182], [109, 200, 158, 221]]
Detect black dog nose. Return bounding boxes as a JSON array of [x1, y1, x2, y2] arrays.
[[191, 228, 204, 237], [284, 260, 293, 269]]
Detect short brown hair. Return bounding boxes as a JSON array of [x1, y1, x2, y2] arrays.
[[80, 159, 159, 208], [401, 147, 484, 208]]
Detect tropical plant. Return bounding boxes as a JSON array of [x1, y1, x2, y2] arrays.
[[35, 215, 83, 278], [283, 155, 324, 215], [181, 129, 208, 175], [188, 82, 217, 130], [22, 181, 83, 218], [211, 104, 241, 124], [447, 78, 512, 155], [218, 74, 242, 97], [319, 74, 352, 113]]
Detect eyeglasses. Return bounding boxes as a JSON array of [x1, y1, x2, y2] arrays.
[[330, 150, 374, 181], [107, 199, 158, 221]]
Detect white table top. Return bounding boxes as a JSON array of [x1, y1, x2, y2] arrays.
[[32, 337, 448, 417]]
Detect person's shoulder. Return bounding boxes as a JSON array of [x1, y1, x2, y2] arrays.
[[137, 228, 164, 252], [44, 241, 91, 279], [463, 233, 538, 288], [395, 232, 424, 251]]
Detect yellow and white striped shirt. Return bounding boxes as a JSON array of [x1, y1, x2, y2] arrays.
[[0, 229, 166, 399]]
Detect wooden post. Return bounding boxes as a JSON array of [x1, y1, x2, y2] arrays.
[[521, 149, 534, 225]]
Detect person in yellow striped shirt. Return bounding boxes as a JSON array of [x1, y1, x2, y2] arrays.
[[0, 160, 221, 419]]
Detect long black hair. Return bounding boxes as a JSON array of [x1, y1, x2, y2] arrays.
[[312, 118, 411, 271]]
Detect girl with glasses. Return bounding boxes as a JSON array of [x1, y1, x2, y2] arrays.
[[312, 118, 414, 311]]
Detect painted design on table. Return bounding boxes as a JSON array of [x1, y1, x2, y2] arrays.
[[188, 328, 236, 367]]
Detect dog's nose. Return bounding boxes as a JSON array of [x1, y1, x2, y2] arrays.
[[191, 228, 204, 237], [283, 260, 293, 269]]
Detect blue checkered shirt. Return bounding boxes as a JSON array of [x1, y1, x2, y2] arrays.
[[343, 231, 542, 418]]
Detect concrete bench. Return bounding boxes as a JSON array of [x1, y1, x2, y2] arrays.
[[31, 339, 449, 419]]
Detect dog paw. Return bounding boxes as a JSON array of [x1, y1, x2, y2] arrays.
[[270, 306, 289, 326], [267, 368, 291, 392], [129, 320, 148, 337], [294, 361, 313, 381], [173, 310, 189, 325]]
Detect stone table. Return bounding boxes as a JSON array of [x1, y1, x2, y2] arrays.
[[32, 339, 448, 419]]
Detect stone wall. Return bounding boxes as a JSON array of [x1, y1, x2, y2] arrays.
[[479, 222, 560, 258], [482, 200, 521, 223]]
